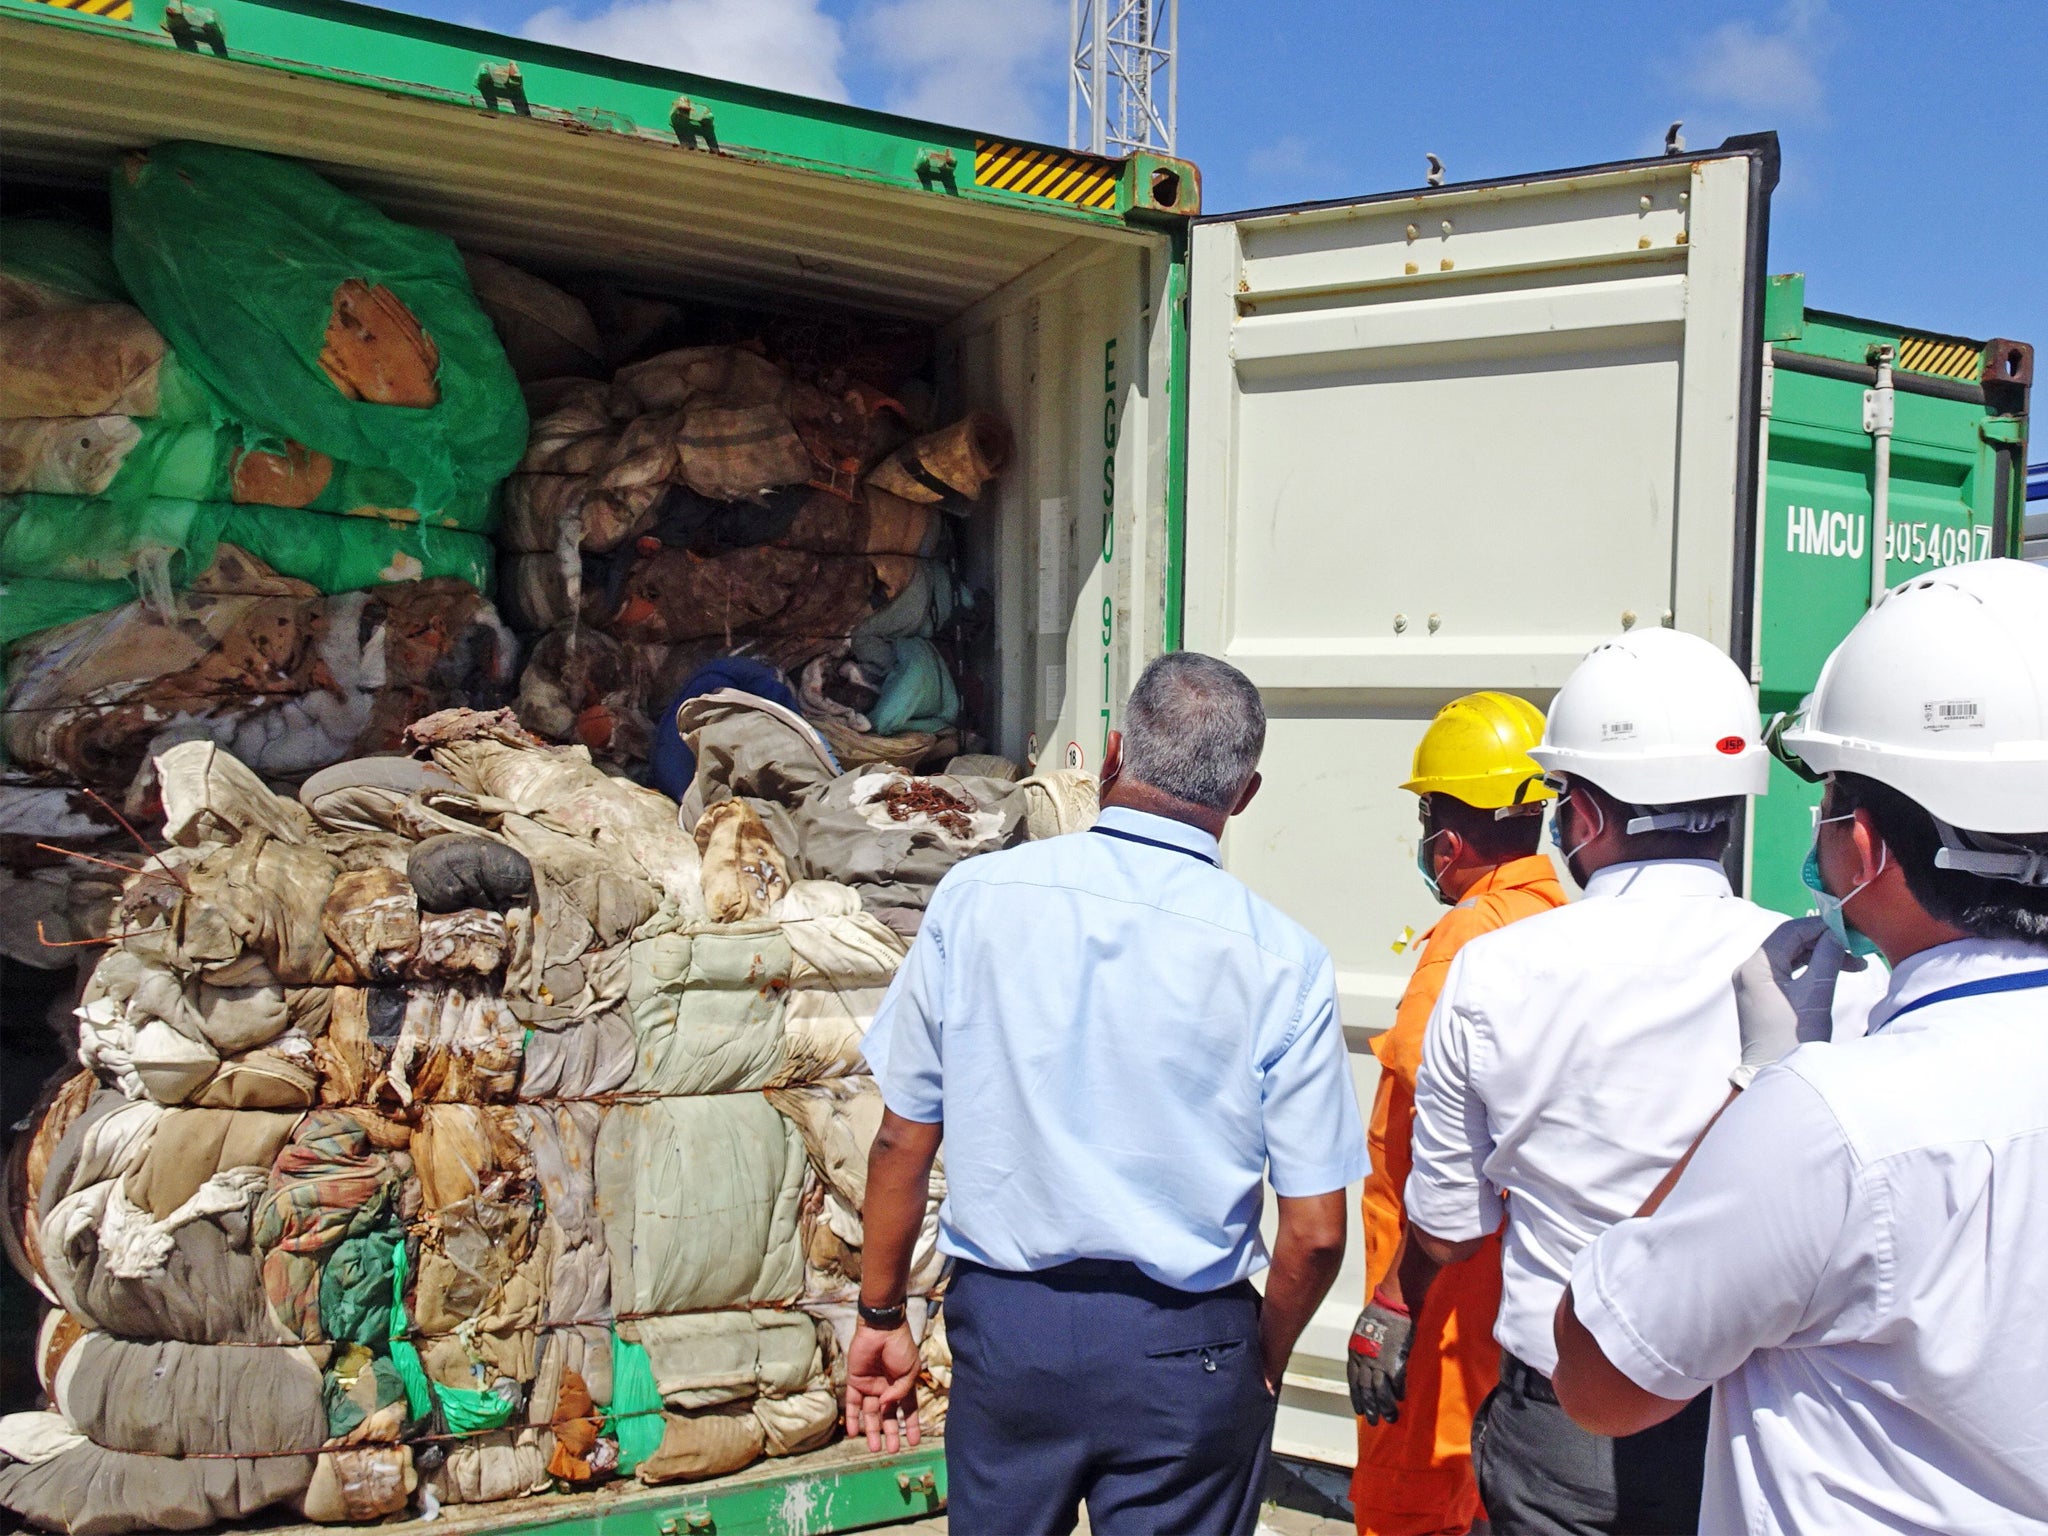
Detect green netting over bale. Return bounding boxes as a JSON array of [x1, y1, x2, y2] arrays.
[[0, 572, 138, 646], [110, 141, 526, 523], [4, 414, 496, 530], [0, 219, 128, 304], [0, 494, 494, 594]]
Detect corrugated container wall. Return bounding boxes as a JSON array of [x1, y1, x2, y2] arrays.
[[1749, 275, 2032, 918]]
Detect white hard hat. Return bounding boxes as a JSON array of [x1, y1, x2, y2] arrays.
[[1530, 627, 1768, 806], [1779, 559, 2048, 836]]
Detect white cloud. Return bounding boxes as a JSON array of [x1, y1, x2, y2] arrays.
[[523, 0, 849, 102], [1684, 0, 1833, 120], [853, 0, 1065, 140], [1247, 135, 1312, 183]]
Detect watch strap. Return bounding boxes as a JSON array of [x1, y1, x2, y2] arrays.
[[858, 1300, 907, 1329]]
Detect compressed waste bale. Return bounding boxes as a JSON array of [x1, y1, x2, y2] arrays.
[[57, 1332, 326, 1457], [462, 251, 606, 383], [514, 625, 652, 764], [301, 1441, 417, 1524], [2, 548, 515, 791], [0, 414, 497, 527], [407, 833, 535, 914], [624, 924, 791, 1096], [0, 1411, 314, 1534], [0, 492, 495, 591], [866, 411, 1011, 504], [676, 691, 1026, 934], [773, 880, 906, 987], [694, 798, 790, 921], [0, 304, 193, 422], [111, 141, 526, 522], [595, 1094, 806, 1316], [413, 708, 706, 911], [322, 867, 421, 983], [773, 987, 883, 1086], [253, 1109, 410, 1343]]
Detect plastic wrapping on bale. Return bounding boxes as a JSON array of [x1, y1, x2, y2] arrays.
[[110, 142, 526, 524], [0, 415, 498, 528], [0, 493, 495, 593]]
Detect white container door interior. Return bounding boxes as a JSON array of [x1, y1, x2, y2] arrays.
[[1183, 143, 1776, 1466]]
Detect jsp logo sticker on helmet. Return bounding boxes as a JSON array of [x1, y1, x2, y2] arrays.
[[1922, 700, 1984, 732]]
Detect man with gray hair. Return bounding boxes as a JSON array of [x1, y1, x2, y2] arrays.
[[846, 651, 1365, 1536]]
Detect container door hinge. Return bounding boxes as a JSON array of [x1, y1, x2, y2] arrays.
[[671, 98, 717, 149], [163, 2, 225, 56], [477, 62, 530, 115], [915, 148, 958, 190]]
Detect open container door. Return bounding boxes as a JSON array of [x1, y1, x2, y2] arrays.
[[1182, 137, 1779, 1464]]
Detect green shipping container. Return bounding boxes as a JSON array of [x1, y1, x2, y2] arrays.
[[1750, 274, 2033, 916]]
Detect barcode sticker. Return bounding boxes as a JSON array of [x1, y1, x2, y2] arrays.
[[1922, 700, 1983, 732], [1601, 721, 1637, 742]]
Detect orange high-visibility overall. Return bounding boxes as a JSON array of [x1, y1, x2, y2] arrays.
[[1352, 856, 1566, 1536]]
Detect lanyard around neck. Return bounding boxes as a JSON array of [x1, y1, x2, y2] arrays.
[[1089, 824, 1219, 867], [1883, 967, 2048, 1028]]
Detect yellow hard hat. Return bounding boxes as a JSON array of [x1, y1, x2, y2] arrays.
[[1401, 692, 1555, 811]]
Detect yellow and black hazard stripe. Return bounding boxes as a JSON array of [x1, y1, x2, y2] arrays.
[[1897, 334, 1982, 383], [975, 139, 1120, 210], [22, 0, 134, 16]]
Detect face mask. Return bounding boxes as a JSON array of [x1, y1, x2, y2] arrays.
[[1416, 828, 1450, 906], [1548, 784, 1602, 874], [1802, 812, 1885, 958]]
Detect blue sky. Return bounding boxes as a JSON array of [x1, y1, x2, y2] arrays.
[[380, 0, 2044, 356]]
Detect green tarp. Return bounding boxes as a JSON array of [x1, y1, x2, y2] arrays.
[[0, 494, 494, 594], [111, 142, 526, 525], [1, 218, 127, 304]]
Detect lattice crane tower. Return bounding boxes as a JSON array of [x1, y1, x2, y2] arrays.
[[1069, 0, 1179, 156]]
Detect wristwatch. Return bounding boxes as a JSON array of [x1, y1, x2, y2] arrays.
[[857, 1300, 907, 1330]]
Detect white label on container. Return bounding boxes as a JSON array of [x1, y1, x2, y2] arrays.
[[1043, 663, 1067, 721], [1036, 497, 1070, 634]]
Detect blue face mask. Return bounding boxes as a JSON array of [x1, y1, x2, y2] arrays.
[[1802, 814, 1884, 958]]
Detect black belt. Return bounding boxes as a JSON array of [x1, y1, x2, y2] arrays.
[[956, 1257, 1257, 1305], [1501, 1352, 1558, 1407]]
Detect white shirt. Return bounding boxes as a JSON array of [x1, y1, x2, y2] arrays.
[[1574, 937, 2048, 1535], [1406, 858, 1883, 1375], [862, 807, 1369, 1291]]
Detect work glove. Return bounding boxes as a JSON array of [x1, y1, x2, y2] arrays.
[[1346, 1298, 1414, 1425], [1730, 915, 1856, 1090]]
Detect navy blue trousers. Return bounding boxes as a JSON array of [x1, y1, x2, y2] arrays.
[[942, 1259, 1276, 1536]]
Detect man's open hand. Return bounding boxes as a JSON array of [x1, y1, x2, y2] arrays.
[[844, 1322, 922, 1452]]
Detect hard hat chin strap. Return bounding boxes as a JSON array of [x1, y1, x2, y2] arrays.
[[1623, 804, 1733, 836], [1931, 818, 2048, 888]]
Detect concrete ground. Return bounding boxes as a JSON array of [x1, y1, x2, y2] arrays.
[[880, 1455, 1357, 1535]]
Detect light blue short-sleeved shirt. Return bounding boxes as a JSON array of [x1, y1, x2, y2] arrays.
[[860, 805, 1368, 1292]]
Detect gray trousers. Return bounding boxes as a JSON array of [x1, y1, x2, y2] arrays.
[[1471, 1354, 1710, 1536]]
